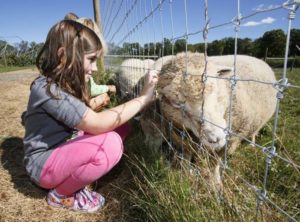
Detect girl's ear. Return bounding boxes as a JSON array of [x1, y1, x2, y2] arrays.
[[57, 47, 67, 64], [57, 47, 65, 58]]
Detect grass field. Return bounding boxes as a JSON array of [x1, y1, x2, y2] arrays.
[[102, 67, 300, 221], [0, 65, 36, 73], [0, 67, 298, 221]]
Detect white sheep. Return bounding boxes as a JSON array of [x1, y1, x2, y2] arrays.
[[117, 56, 176, 99], [152, 55, 175, 71], [141, 52, 277, 193], [144, 59, 155, 69], [157, 52, 276, 153], [117, 58, 154, 98]]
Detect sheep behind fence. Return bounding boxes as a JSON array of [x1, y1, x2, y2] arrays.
[[103, 0, 300, 221]]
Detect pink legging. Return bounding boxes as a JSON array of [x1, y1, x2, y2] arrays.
[[39, 124, 130, 196]]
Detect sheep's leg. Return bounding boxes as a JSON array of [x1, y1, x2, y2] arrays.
[[250, 132, 257, 147], [194, 153, 224, 202], [140, 113, 167, 156], [228, 138, 241, 155], [142, 124, 163, 150], [214, 163, 224, 200], [206, 158, 224, 202]]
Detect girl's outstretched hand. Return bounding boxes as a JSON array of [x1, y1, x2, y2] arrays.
[[107, 85, 116, 94], [140, 69, 159, 104], [89, 93, 110, 112]]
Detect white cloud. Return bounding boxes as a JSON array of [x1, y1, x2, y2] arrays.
[[252, 4, 264, 11], [242, 17, 276, 27], [261, 17, 276, 24], [253, 4, 279, 11], [242, 21, 260, 27]]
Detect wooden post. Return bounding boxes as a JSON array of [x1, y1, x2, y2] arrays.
[[93, 0, 102, 32], [93, 0, 105, 84]]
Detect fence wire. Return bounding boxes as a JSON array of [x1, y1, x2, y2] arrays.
[[103, 0, 300, 221]]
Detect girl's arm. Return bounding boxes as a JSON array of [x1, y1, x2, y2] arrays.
[[76, 70, 158, 134]]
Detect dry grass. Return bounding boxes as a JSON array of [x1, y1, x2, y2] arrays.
[[0, 70, 125, 222]]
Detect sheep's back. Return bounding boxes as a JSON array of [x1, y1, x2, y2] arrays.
[[117, 58, 149, 97], [153, 55, 176, 71], [210, 55, 277, 137], [144, 59, 155, 69]]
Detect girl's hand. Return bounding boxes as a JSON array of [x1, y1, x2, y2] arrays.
[[90, 93, 110, 112], [140, 69, 159, 104], [108, 85, 116, 94]]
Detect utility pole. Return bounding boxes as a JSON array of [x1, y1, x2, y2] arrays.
[[93, 0, 105, 83], [93, 0, 102, 32]]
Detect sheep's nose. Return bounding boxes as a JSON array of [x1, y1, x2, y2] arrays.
[[207, 137, 220, 144]]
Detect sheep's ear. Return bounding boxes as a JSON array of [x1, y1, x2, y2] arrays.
[[217, 67, 232, 77]]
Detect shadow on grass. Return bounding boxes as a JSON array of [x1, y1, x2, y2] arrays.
[[0, 136, 128, 199], [0, 136, 46, 199]]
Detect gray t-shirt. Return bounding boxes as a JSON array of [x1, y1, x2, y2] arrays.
[[23, 76, 88, 184]]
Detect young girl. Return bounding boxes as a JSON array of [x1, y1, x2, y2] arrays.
[[64, 12, 117, 106], [23, 19, 158, 213]]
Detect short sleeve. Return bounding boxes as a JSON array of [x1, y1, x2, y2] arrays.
[[41, 86, 88, 128]]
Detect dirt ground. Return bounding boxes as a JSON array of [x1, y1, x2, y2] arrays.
[[0, 69, 116, 222]]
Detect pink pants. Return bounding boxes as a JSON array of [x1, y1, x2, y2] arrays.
[[39, 124, 130, 196]]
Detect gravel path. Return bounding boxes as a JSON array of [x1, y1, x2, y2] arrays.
[[0, 68, 39, 81]]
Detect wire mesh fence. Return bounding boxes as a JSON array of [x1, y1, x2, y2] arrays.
[[102, 0, 300, 221]]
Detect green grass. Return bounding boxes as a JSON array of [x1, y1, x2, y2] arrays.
[[101, 68, 300, 221], [0, 65, 36, 73], [106, 123, 269, 222], [105, 125, 225, 222], [224, 68, 300, 221]]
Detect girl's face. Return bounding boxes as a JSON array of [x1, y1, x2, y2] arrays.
[[83, 52, 99, 82]]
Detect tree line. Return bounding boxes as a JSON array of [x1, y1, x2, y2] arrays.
[[1, 28, 299, 67], [109, 29, 300, 59], [0, 40, 44, 67]]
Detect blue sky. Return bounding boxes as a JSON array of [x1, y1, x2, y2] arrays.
[[1, 0, 299, 47]]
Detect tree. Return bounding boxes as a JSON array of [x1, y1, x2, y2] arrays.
[[16, 40, 29, 54], [163, 38, 173, 56], [174, 39, 186, 53], [222, 37, 235, 55], [131, 42, 142, 56], [109, 43, 124, 55], [122, 42, 131, 54], [252, 37, 263, 57], [208, 40, 225, 55], [122, 42, 142, 55], [187, 43, 205, 53], [155, 42, 163, 57], [260, 29, 286, 57], [238, 38, 253, 55], [148, 42, 156, 56], [289, 29, 300, 56]]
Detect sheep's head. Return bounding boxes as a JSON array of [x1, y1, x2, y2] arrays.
[[157, 52, 231, 152]]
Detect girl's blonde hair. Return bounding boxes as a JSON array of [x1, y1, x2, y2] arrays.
[[64, 12, 108, 55], [36, 19, 102, 105]]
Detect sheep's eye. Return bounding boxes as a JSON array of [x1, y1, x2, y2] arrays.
[[217, 69, 231, 76]]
